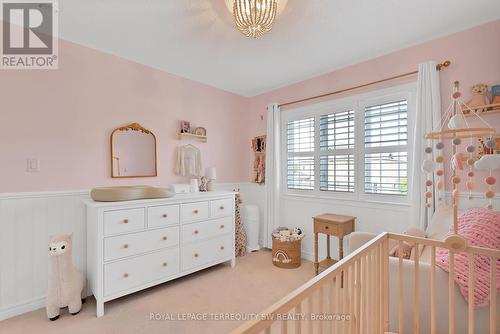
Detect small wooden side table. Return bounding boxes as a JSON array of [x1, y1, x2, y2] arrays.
[[313, 213, 356, 275]]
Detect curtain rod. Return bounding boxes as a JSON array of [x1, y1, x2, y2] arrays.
[[278, 60, 451, 108]]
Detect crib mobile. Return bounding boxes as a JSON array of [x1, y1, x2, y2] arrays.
[[422, 81, 498, 251]]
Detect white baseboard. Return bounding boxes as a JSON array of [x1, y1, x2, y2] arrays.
[[0, 290, 94, 321], [0, 297, 46, 321], [301, 251, 315, 263]]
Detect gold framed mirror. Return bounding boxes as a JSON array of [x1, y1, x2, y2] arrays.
[[110, 123, 157, 178]]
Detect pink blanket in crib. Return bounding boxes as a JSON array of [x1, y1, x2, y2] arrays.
[[435, 208, 500, 308]]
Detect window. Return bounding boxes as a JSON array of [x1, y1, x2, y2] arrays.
[[320, 155, 355, 192], [319, 110, 355, 192], [287, 118, 314, 153], [319, 110, 355, 150], [364, 100, 408, 148], [287, 156, 314, 190], [282, 84, 414, 202], [364, 152, 408, 195], [286, 117, 314, 190], [364, 100, 408, 195]]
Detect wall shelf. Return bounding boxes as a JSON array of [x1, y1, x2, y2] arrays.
[[462, 102, 500, 117], [178, 132, 207, 143]]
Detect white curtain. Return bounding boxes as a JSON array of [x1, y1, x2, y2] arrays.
[[264, 103, 281, 248], [411, 61, 441, 230]]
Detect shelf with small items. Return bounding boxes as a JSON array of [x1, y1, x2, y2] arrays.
[[462, 102, 500, 117], [177, 132, 207, 143], [178, 120, 207, 142]]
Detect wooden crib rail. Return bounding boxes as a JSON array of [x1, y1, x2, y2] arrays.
[[387, 233, 500, 334], [230, 232, 390, 334], [231, 232, 499, 334], [387, 233, 500, 258]]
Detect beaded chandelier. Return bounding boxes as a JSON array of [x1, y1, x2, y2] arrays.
[[232, 0, 278, 38]]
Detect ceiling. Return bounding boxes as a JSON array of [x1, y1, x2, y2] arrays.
[[58, 0, 500, 97]]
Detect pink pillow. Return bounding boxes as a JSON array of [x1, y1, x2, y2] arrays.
[[435, 208, 500, 307]]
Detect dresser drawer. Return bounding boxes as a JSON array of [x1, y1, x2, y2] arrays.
[[180, 201, 209, 223], [104, 208, 145, 236], [104, 248, 180, 296], [181, 217, 232, 244], [148, 204, 180, 228], [210, 198, 233, 218], [181, 235, 233, 271], [104, 227, 179, 262]]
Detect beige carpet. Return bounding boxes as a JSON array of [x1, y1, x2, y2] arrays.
[[0, 250, 313, 334]]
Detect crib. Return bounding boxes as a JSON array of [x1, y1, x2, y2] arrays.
[[230, 232, 499, 334]]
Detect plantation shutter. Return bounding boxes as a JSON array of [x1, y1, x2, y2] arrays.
[[287, 117, 315, 190], [364, 100, 408, 195], [319, 110, 355, 192]]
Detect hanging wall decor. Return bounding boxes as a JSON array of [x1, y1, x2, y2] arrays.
[[251, 135, 266, 184]]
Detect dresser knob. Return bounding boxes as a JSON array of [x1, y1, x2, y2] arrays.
[[194, 253, 199, 258], [325, 226, 329, 229], [193, 210, 199, 214], [220, 246, 225, 250], [123, 219, 129, 224], [123, 273, 129, 278], [162, 214, 168, 218], [220, 225, 225, 229], [220, 206, 224, 210], [162, 262, 168, 267], [162, 236, 167, 241], [123, 244, 129, 249], [194, 230, 199, 234]]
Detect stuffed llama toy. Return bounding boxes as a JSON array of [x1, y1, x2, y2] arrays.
[[46, 234, 86, 320]]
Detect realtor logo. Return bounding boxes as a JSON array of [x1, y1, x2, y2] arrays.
[[1, 0, 58, 69]]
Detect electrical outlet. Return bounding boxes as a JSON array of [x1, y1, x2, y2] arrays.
[[27, 158, 40, 172]]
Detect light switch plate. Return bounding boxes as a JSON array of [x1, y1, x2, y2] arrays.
[[27, 158, 40, 172]]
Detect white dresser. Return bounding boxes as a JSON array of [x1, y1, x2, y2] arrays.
[[84, 191, 236, 317]]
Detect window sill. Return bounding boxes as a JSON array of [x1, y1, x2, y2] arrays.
[[281, 192, 410, 211]]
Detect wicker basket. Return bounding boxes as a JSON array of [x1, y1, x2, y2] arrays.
[[272, 238, 302, 269]]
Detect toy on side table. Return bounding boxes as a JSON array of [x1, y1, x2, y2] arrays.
[[46, 234, 86, 321]]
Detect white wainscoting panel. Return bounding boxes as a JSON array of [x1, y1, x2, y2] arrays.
[[0, 191, 89, 320], [0, 187, 496, 321], [280, 194, 411, 262], [0, 184, 259, 320]]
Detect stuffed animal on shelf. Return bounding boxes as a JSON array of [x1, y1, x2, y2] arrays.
[[464, 83, 490, 113], [46, 234, 86, 321], [491, 85, 500, 110]]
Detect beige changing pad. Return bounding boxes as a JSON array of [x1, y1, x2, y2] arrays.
[[90, 185, 174, 202]]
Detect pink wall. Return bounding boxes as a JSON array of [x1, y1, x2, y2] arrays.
[[1, 21, 499, 194], [243, 20, 500, 191], [0, 39, 250, 193]]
